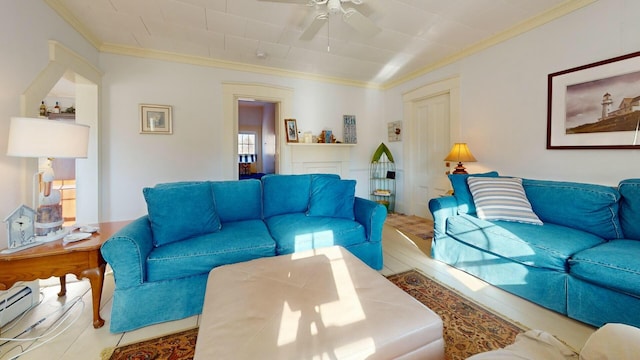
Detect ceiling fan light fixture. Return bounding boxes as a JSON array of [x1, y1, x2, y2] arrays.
[[327, 0, 341, 14]]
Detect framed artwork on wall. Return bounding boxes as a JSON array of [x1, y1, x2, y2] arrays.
[[388, 121, 402, 142], [343, 115, 357, 143], [547, 51, 640, 149], [285, 118, 298, 142], [140, 104, 172, 134]]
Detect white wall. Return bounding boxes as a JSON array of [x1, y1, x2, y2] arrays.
[[0, 1, 99, 249], [99, 54, 385, 221], [385, 0, 640, 210]]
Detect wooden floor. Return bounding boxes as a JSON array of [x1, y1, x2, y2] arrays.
[[0, 224, 595, 360]]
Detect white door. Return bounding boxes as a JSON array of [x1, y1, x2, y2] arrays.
[[411, 93, 451, 218]]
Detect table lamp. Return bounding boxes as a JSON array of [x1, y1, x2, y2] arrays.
[[444, 143, 476, 174], [7, 117, 90, 242]]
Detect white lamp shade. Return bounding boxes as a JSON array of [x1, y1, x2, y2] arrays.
[[7, 117, 90, 159]]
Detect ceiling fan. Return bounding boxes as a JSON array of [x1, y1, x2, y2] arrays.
[[259, 0, 380, 41]]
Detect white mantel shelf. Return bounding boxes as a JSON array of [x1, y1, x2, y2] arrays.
[[287, 143, 356, 146], [288, 142, 355, 178]]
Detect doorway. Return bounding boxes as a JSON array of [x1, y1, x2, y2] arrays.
[[222, 83, 294, 179], [238, 101, 277, 179], [402, 77, 461, 218]]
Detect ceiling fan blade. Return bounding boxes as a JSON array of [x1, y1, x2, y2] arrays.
[[300, 15, 327, 40], [342, 8, 380, 37]]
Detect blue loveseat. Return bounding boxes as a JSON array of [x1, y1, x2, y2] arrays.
[[429, 174, 640, 328], [101, 174, 387, 332]]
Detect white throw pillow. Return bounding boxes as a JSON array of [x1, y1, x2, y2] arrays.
[[467, 177, 543, 225]]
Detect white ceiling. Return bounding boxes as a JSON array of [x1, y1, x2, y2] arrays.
[[47, 0, 588, 87]]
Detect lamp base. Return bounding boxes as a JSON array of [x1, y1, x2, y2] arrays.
[[451, 162, 468, 174]]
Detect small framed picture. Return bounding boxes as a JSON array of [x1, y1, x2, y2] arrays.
[[285, 118, 298, 142], [140, 104, 172, 134]]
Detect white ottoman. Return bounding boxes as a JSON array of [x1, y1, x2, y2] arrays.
[[194, 246, 444, 359]]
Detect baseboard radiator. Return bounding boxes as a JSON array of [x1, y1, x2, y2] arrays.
[[0, 282, 38, 327]]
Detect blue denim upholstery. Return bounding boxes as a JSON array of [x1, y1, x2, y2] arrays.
[[266, 213, 365, 254], [446, 214, 605, 271], [430, 176, 640, 328], [307, 176, 356, 220], [101, 175, 386, 333], [523, 179, 622, 239], [619, 179, 640, 239], [143, 182, 221, 246]]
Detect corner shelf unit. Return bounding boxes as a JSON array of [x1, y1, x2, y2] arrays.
[[370, 143, 395, 212]]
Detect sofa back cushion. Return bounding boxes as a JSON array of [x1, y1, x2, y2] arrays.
[[143, 182, 221, 247], [449, 171, 499, 215], [522, 179, 622, 239], [210, 179, 263, 222], [619, 179, 640, 239], [262, 174, 339, 218], [307, 176, 356, 220]]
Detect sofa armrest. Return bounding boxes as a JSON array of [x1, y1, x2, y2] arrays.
[[354, 197, 387, 243], [428, 196, 458, 237], [100, 216, 154, 288]]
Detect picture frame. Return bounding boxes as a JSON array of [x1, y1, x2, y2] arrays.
[[388, 121, 402, 142], [140, 104, 172, 134], [343, 115, 357, 143], [285, 118, 298, 142], [547, 51, 640, 149]]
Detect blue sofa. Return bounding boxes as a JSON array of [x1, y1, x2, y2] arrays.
[[101, 174, 387, 332], [429, 174, 640, 328]]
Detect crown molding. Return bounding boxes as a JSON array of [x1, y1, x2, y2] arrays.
[[382, 0, 597, 89], [46, 0, 596, 91], [44, 0, 102, 49], [99, 43, 382, 90]]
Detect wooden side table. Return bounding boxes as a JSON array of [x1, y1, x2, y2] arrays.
[[0, 221, 128, 328]]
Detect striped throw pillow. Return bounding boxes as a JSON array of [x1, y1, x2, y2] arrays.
[[467, 177, 543, 225]]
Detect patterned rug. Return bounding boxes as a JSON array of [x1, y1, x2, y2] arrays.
[[388, 270, 527, 360], [385, 212, 434, 240], [103, 270, 524, 360]]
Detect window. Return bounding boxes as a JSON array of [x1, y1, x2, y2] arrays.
[[238, 133, 256, 155]]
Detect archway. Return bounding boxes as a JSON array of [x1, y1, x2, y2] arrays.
[[21, 41, 101, 224]]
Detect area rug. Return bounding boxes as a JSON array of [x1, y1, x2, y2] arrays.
[[103, 327, 198, 360], [385, 212, 434, 240], [388, 269, 527, 360], [103, 270, 525, 360]]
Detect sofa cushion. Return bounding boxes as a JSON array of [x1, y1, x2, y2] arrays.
[[446, 214, 606, 271], [210, 179, 262, 222], [146, 219, 275, 282], [307, 176, 356, 220], [262, 174, 340, 218], [522, 179, 623, 240], [619, 179, 640, 240], [569, 239, 640, 297], [265, 213, 366, 255], [143, 182, 221, 247], [468, 177, 542, 225], [449, 171, 499, 215]]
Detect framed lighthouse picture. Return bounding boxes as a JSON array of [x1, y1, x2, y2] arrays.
[[547, 50, 640, 149]]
